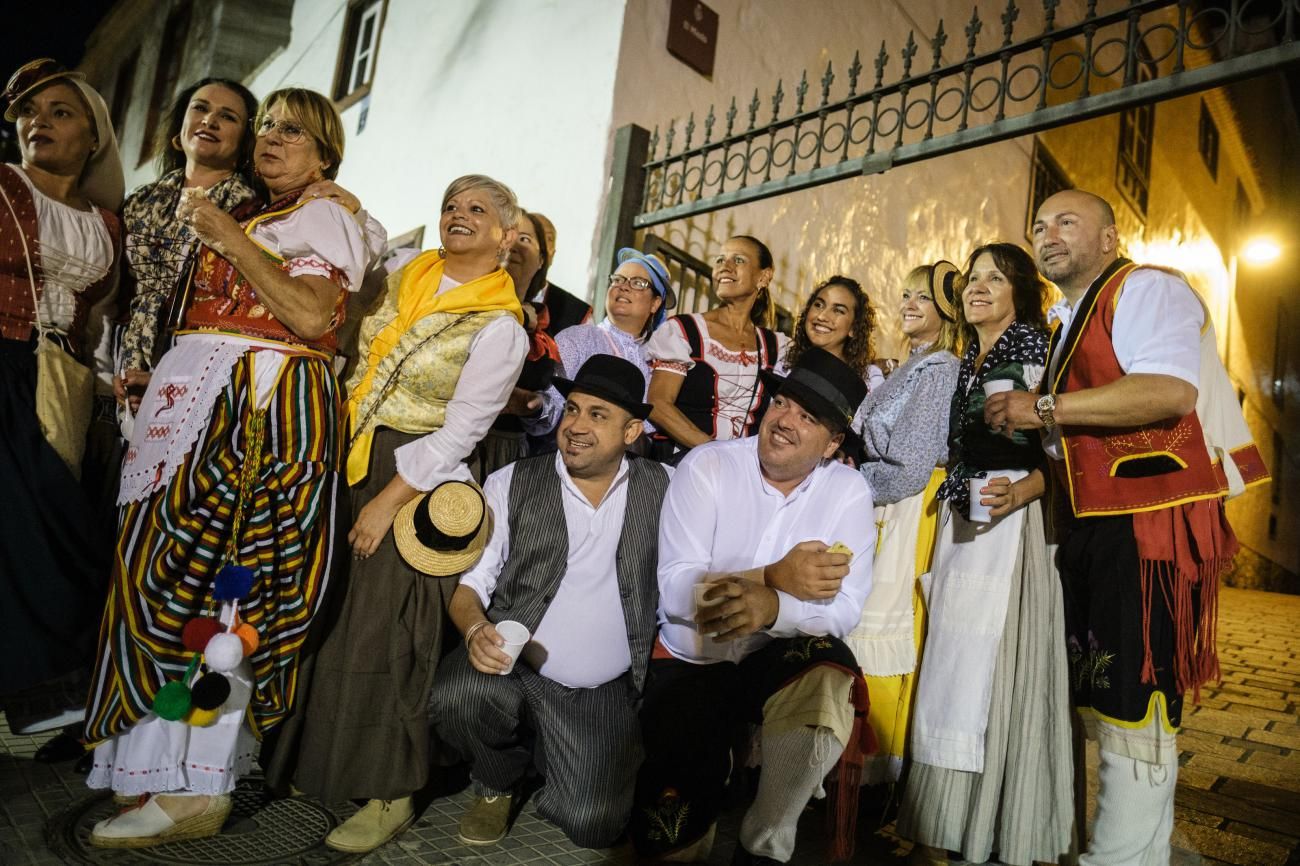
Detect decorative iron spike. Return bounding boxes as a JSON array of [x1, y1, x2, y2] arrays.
[[771, 78, 785, 122], [820, 61, 835, 107], [748, 89, 760, 130], [1001, 0, 1020, 46], [874, 41, 888, 88], [1042, 0, 1059, 32], [665, 120, 676, 157], [932, 19, 948, 69], [796, 69, 809, 114], [684, 112, 695, 151], [902, 31, 918, 79], [704, 105, 716, 144], [848, 50, 863, 97], [1085, 0, 1098, 19], [726, 96, 738, 137], [966, 8, 983, 58], [649, 125, 659, 160]]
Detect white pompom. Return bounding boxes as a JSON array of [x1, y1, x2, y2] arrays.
[[205, 633, 244, 672]]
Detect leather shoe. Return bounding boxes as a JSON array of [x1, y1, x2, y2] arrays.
[[457, 793, 513, 846], [34, 732, 84, 763], [325, 797, 414, 853]]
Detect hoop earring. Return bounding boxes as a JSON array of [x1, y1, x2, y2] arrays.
[[437, 246, 447, 258]]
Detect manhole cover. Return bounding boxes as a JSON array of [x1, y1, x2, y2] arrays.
[[45, 775, 358, 865]]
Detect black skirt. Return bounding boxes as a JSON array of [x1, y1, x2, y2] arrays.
[[0, 336, 108, 697]]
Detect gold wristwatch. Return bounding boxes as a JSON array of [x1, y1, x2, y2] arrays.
[[1035, 393, 1058, 431]]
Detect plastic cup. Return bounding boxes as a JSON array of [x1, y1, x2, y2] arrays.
[[982, 378, 1015, 396], [494, 620, 531, 675], [694, 581, 726, 614], [968, 477, 993, 523]]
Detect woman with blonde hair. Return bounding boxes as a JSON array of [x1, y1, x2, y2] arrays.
[[264, 174, 527, 855], [85, 86, 378, 847], [844, 261, 961, 787]]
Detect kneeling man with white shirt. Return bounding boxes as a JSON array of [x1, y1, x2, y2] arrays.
[[430, 354, 670, 849], [631, 347, 876, 866]]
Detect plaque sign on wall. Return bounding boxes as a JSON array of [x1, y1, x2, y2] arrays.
[[667, 0, 719, 78]]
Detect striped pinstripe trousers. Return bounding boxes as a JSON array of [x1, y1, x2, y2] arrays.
[[430, 646, 642, 848]]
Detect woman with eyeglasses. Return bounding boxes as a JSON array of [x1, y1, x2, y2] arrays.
[[645, 235, 787, 463], [115, 78, 377, 417], [522, 247, 671, 442], [84, 88, 381, 848]]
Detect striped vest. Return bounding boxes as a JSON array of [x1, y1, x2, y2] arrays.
[[486, 454, 670, 694]]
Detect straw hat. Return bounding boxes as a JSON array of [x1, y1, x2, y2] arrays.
[[930, 260, 961, 323], [394, 481, 492, 576]]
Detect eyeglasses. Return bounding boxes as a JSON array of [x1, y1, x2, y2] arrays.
[[608, 273, 653, 293], [254, 117, 307, 144]]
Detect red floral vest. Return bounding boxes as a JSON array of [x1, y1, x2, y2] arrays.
[[1051, 261, 1228, 516], [183, 193, 345, 354], [0, 165, 121, 359]]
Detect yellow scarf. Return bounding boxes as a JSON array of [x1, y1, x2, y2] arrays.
[[345, 250, 522, 484]]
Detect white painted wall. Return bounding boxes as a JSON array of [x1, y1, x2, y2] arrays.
[[243, 0, 628, 294]]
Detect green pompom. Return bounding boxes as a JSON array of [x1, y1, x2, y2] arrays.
[[152, 681, 192, 721]]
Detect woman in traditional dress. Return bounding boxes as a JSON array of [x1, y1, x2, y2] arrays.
[[0, 59, 122, 739], [116, 78, 375, 413], [471, 208, 561, 477], [843, 262, 961, 787], [263, 174, 528, 855], [897, 243, 1074, 866], [85, 87, 377, 847], [645, 234, 787, 462], [524, 246, 671, 441]]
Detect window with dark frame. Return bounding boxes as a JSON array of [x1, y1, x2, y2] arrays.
[[139, 2, 192, 166], [1234, 180, 1252, 251], [1198, 100, 1219, 181], [1115, 55, 1156, 219], [110, 51, 139, 135], [332, 0, 386, 107], [1026, 139, 1072, 240]]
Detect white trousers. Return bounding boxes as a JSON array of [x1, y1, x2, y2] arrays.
[[1080, 745, 1177, 866]]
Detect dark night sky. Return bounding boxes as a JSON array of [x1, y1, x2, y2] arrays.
[[1, 0, 111, 76]]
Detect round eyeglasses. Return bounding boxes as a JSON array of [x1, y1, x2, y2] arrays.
[[255, 117, 307, 144], [608, 273, 653, 293]]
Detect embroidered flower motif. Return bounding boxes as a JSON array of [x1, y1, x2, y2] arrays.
[[641, 787, 690, 845], [783, 636, 833, 663], [1068, 631, 1114, 691]]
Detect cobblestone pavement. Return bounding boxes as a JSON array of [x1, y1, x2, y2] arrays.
[[2, 586, 1297, 865]]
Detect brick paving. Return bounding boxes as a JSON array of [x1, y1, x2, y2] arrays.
[[1, 586, 1297, 865]]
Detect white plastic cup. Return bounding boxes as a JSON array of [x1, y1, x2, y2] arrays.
[[968, 477, 993, 523], [982, 378, 1015, 396], [694, 581, 726, 614], [494, 620, 531, 675]]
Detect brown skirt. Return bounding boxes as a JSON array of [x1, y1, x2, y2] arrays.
[[262, 428, 458, 802]]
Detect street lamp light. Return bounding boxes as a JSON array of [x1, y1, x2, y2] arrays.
[[1242, 236, 1283, 266]]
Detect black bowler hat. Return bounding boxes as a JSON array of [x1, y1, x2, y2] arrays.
[[553, 354, 654, 420], [759, 347, 868, 431]]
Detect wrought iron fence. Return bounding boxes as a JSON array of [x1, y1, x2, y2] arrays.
[[633, 0, 1300, 228]]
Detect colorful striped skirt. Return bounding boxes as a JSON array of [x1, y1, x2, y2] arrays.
[[85, 349, 341, 744]]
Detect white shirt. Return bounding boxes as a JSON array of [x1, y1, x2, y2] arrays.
[[459, 453, 637, 689], [657, 436, 875, 664], [393, 275, 528, 491], [1043, 267, 1204, 460]]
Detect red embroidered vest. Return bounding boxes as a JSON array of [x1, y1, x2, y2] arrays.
[[1051, 261, 1232, 516], [0, 165, 122, 359], [183, 194, 345, 354]]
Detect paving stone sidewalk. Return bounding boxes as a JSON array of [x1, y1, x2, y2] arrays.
[[2, 586, 1297, 865]]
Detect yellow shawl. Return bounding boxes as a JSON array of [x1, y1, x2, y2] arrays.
[[345, 250, 523, 484]]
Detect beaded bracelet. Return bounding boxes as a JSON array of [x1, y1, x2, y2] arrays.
[[464, 620, 491, 648]]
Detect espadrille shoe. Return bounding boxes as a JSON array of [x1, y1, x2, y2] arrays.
[[89, 794, 231, 848], [325, 797, 414, 853]]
